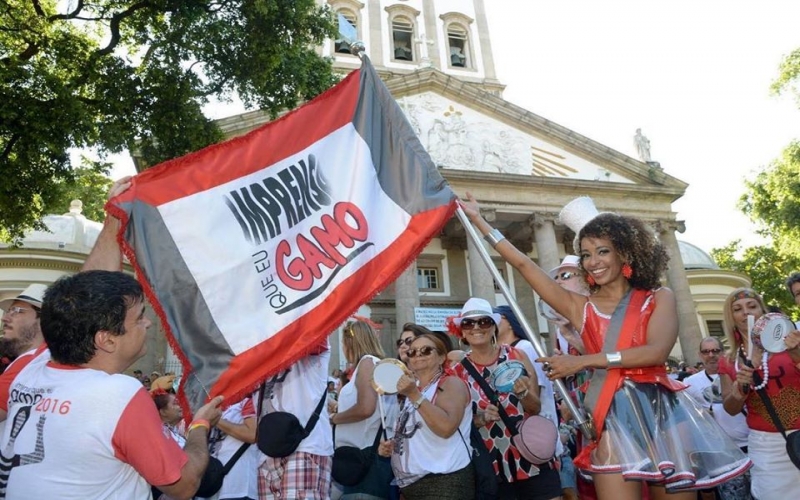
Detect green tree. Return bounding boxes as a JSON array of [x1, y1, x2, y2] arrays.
[[711, 240, 800, 319], [1, 0, 337, 241], [739, 142, 800, 256], [46, 158, 115, 222]]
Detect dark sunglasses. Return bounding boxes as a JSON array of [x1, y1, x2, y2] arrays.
[[407, 346, 437, 358], [460, 317, 495, 330], [396, 337, 415, 348], [557, 271, 575, 281], [700, 348, 722, 355]]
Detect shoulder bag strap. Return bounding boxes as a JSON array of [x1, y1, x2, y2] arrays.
[[460, 357, 518, 433], [303, 389, 330, 436], [222, 441, 252, 475]]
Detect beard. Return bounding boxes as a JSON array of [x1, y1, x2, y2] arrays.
[[0, 322, 39, 358]]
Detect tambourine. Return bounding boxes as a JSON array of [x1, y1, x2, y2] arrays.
[[491, 360, 527, 393], [371, 358, 411, 395], [538, 298, 566, 323], [752, 312, 795, 353]]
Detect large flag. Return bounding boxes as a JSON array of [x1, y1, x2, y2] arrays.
[[107, 57, 456, 413]]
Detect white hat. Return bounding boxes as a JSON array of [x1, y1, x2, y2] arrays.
[[548, 255, 581, 278], [0, 284, 47, 311], [452, 297, 502, 327], [558, 196, 609, 253]]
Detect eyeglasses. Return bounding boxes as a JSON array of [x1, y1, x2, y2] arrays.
[[396, 337, 415, 348], [406, 346, 437, 358], [460, 317, 495, 330], [700, 348, 722, 355], [556, 271, 575, 281], [2, 306, 31, 317]]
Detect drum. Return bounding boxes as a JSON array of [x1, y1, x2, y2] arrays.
[[491, 360, 527, 393], [752, 312, 795, 353], [371, 358, 410, 394]]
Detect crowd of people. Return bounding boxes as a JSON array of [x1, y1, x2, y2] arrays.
[[0, 177, 799, 500]]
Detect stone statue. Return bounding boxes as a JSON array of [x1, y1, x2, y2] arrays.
[[634, 128, 651, 162]]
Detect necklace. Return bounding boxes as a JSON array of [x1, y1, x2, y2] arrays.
[[735, 349, 769, 391]]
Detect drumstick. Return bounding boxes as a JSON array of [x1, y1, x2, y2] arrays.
[[377, 392, 387, 438], [747, 315, 755, 361]]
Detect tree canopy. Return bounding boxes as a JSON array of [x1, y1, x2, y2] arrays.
[[711, 240, 800, 319], [1, 0, 337, 241]]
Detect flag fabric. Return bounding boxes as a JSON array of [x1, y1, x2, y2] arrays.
[[107, 56, 456, 413]]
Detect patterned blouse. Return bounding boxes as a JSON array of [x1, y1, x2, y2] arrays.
[[453, 345, 537, 482]]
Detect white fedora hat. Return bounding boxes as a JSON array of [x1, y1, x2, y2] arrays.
[[548, 255, 581, 278], [0, 283, 48, 311], [452, 297, 502, 327]]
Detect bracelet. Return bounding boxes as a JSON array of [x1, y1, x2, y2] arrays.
[[411, 395, 425, 409], [187, 419, 210, 433], [483, 228, 506, 248], [606, 352, 623, 369]]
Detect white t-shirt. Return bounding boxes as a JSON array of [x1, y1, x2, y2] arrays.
[[201, 398, 258, 500], [0, 352, 187, 499], [260, 346, 333, 457], [511, 339, 564, 457], [684, 370, 749, 448]]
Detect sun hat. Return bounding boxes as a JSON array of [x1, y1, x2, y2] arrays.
[[548, 255, 581, 278], [0, 284, 48, 311], [452, 297, 501, 327], [558, 196, 612, 253]]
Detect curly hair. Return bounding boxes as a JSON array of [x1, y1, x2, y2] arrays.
[[578, 213, 669, 291]]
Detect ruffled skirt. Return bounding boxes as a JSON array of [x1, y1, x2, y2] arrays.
[[581, 379, 752, 492]]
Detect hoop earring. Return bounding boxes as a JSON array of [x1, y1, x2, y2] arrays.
[[586, 274, 596, 286], [491, 335, 497, 348], [622, 263, 633, 279]]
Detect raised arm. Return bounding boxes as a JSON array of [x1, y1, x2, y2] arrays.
[[82, 176, 132, 272], [459, 193, 587, 328]]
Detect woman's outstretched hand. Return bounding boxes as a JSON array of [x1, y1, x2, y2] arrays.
[[457, 192, 482, 222]]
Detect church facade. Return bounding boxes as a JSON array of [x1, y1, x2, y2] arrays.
[[0, 0, 750, 375]]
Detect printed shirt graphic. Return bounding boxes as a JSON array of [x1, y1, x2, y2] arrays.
[[106, 56, 457, 414], [0, 355, 186, 499]]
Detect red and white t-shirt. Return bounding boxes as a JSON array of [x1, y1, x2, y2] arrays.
[[0, 353, 187, 499]]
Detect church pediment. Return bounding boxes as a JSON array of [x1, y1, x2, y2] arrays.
[[397, 91, 634, 183], [385, 70, 686, 191]]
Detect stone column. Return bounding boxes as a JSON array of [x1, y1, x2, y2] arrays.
[[367, 0, 384, 64], [657, 221, 703, 366], [466, 209, 497, 304], [394, 261, 419, 330], [532, 215, 561, 353], [532, 215, 561, 276]]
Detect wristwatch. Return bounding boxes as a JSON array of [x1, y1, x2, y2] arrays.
[[411, 395, 425, 409]]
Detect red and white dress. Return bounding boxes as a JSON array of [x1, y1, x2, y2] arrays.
[[577, 289, 751, 492]]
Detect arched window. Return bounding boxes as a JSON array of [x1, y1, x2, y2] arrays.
[[440, 12, 475, 70], [447, 24, 468, 68], [335, 9, 358, 54], [392, 17, 414, 61]]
